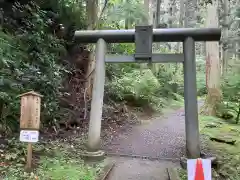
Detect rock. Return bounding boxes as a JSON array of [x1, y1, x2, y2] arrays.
[[230, 128, 239, 133], [0, 138, 7, 148], [210, 136, 236, 145], [180, 157, 187, 169], [205, 123, 218, 128]]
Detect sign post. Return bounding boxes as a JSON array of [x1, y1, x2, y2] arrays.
[[18, 91, 42, 171]]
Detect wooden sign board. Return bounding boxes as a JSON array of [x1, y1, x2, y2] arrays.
[[19, 91, 43, 130]]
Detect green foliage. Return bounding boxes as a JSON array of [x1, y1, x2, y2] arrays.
[[0, 2, 72, 133], [196, 56, 207, 96], [153, 64, 184, 97], [0, 31, 24, 132], [104, 40, 185, 111], [178, 168, 187, 180], [196, 72, 207, 96], [38, 0, 86, 30], [101, 0, 147, 29], [0, 138, 97, 180], [107, 69, 164, 109], [221, 67, 240, 124], [106, 63, 184, 111], [222, 74, 240, 103]]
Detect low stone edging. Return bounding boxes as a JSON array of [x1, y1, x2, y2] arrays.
[[95, 161, 115, 180], [167, 168, 181, 180]]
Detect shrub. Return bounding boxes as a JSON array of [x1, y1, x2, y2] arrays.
[[220, 68, 240, 123], [106, 69, 168, 110], [0, 2, 68, 133]]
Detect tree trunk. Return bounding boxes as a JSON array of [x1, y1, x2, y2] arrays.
[[149, 0, 154, 24], [222, 0, 229, 76], [151, 0, 162, 75], [168, 0, 174, 51], [85, 0, 98, 98], [144, 0, 150, 24], [86, 0, 98, 30], [155, 0, 161, 27], [177, 0, 184, 52], [236, 103, 240, 124], [184, 0, 197, 28], [162, 0, 171, 68], [163, 0, 170, 15], [237, 42, 240, 62], [202, 1, 222, 116], [125, 0, 130, 29]]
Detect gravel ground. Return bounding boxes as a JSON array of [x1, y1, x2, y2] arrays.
[[104, 102, 204, 159], [103, 107, 187, 159], [103, 102, 204, 180]]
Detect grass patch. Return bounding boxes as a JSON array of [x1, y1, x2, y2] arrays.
[[169, 98, 184, 109], [162, 96, 204, 114], [36, 152, 98, 180], [161, 98, 184, 114], [178, 168, 187, 180], [0, 138, 100, 180]]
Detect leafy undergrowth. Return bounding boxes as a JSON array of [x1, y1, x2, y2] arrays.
[[162, 98, 184, 113], [200, 115, 240, 179], [0, 138, 101, 180], [179, 115, 240, 180], [178, 169, 187, 180]]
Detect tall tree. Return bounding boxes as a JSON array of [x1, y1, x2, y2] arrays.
[[222, 0, 229, 76], [184, 0, 197, 28], [202, 0, 222, 116], [86, 0, 98, 29], [125, 0, 130, 29], [168, 0, 175, 51], [144, 0, 150, 24], [152, 0, 162, 75], [105, 0, 147, 28], [155, 0, 162, 27], [177, 0, 185, 52], [85, 0, 98, 98], [235, 6, 240, 62]]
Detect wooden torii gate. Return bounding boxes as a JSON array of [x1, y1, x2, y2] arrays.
[[74, 26, 221, 159]]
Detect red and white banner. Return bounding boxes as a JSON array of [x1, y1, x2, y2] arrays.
[[187, 158, 212, 180]]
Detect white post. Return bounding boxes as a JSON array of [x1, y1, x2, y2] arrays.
[[87, 38, 106, 152]]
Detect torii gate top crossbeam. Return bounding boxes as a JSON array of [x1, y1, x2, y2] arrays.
[[74, 28, 221, 43]]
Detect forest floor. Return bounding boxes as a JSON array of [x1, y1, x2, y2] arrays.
[[179, 115, 240, 180], [102, 105, 186, 179], [1, 99, 239, 179], [102, 99, 240, 180], [0, 100, 183, 180]]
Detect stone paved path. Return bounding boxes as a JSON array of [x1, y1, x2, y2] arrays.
[[103, 102, 203, 180], [105, 157, 176, 180]]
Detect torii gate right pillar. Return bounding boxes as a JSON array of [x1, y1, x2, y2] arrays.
[[183, 37, 200, 158]]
